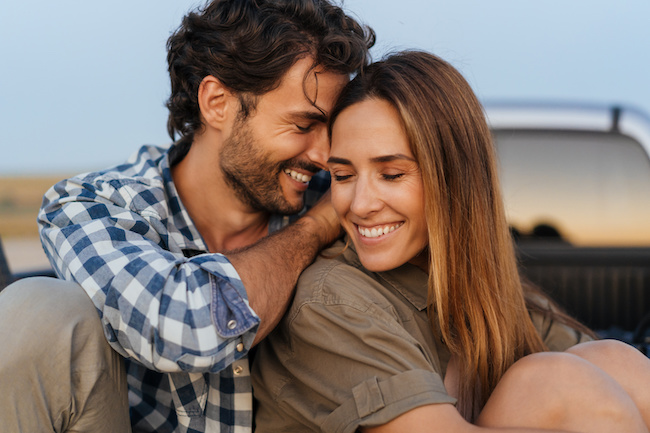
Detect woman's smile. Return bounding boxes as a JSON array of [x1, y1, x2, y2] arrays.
[[355, 222, 404, 239]]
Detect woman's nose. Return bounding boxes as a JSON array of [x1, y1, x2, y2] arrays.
[[350, 177, 382, 217]]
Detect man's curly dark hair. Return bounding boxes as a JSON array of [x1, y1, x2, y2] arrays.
[[165, 0, 375, 149]]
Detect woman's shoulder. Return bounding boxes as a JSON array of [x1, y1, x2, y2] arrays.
[[293, 240, 389, 311]]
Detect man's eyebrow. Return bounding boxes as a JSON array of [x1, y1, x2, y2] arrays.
[[291, 110, 328, 124]]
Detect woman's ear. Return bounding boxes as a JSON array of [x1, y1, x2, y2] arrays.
[[198, 75, 237, 130]]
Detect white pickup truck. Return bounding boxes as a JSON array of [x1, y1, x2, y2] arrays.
[[486, 102, 650, 351]]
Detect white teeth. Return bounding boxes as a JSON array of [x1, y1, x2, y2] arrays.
[[357, 223, 403, 238], [284, 168, 312, 183]]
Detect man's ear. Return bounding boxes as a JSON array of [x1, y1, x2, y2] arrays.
[[198, 75, 237, 130]]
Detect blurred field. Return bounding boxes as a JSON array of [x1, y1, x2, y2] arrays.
[[0, 175, 66, 238], [0, 175, 68, 272]]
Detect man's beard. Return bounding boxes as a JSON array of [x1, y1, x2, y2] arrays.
[[219, 118, 314, 215]]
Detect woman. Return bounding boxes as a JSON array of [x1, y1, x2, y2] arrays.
[[252, 51, 650, 432]]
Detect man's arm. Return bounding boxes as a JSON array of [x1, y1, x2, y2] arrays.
[[38, 170, 339, 371], [226, 190, 341, 345], [38, 172, 258, 373]]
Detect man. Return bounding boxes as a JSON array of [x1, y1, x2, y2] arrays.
[[0, 0, 374, 431]]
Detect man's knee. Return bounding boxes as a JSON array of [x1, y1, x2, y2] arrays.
[[0, 277, 106, 367], [0, 277, 130, 432], [0, 276, 99, 328]]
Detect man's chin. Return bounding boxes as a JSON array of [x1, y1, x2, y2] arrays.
[[277, 200, 305, 216], [270, 194, 305, 215], [267, 185, 304, 214], [247, 193, 304, 214]]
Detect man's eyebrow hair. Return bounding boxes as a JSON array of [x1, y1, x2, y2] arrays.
[[291, 110, 328, 123]]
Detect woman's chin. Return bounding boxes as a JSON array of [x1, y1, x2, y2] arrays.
[[357, 254, 406, 273]]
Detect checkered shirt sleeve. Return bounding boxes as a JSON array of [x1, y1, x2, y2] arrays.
[[37, 146, 259, 374]]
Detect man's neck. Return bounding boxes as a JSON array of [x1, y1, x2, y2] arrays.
[[171, 138, 270, 253]]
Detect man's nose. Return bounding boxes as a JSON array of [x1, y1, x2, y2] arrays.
[[304, 126, 329, 170]]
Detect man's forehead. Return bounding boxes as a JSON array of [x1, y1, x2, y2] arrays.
[[256, 60, 348, 119], [283, 58, 348, 91]]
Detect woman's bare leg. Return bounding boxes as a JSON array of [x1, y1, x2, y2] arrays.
[[477, 351, 647, 432], [567, 339, 650, 428]]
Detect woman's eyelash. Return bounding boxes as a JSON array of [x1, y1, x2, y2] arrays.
[[332, 173, 404, 181]]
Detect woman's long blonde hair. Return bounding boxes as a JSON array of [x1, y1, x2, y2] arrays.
[[329, 51, 588, 421]]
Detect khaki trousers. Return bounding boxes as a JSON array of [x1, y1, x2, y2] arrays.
[[0, 277, 131, 432]]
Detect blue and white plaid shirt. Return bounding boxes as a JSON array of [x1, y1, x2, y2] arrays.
[[38, 144, 328, 433]]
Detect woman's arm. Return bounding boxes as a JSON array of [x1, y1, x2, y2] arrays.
[[362, 403, 571, 433]]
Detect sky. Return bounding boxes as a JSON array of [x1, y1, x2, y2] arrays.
[[2, 0, 649, 175]]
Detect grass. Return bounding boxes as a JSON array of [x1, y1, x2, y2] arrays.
[[0, 175, 70, 238]]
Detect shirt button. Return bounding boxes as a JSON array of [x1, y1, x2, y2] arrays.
[[227, 320, 237, 330], [236, 342, 244, 352], [233, 365, 244, 375]]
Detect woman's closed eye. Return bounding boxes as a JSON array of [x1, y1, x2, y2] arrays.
[[382, 173, 405, 181], [332, 173, 353, 182]]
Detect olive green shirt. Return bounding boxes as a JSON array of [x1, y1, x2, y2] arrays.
[[252, 240, 590, 433]]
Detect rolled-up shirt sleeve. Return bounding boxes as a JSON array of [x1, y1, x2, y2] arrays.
[[38, 173, 259, 373]]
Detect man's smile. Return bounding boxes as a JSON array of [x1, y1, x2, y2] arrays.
[[283, 168, 312, 183]]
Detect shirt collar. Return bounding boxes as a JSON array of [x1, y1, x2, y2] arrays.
[[160, 145, 211, 254]]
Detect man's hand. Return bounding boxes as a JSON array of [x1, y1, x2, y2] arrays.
[[297, 189, 342, 250]]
